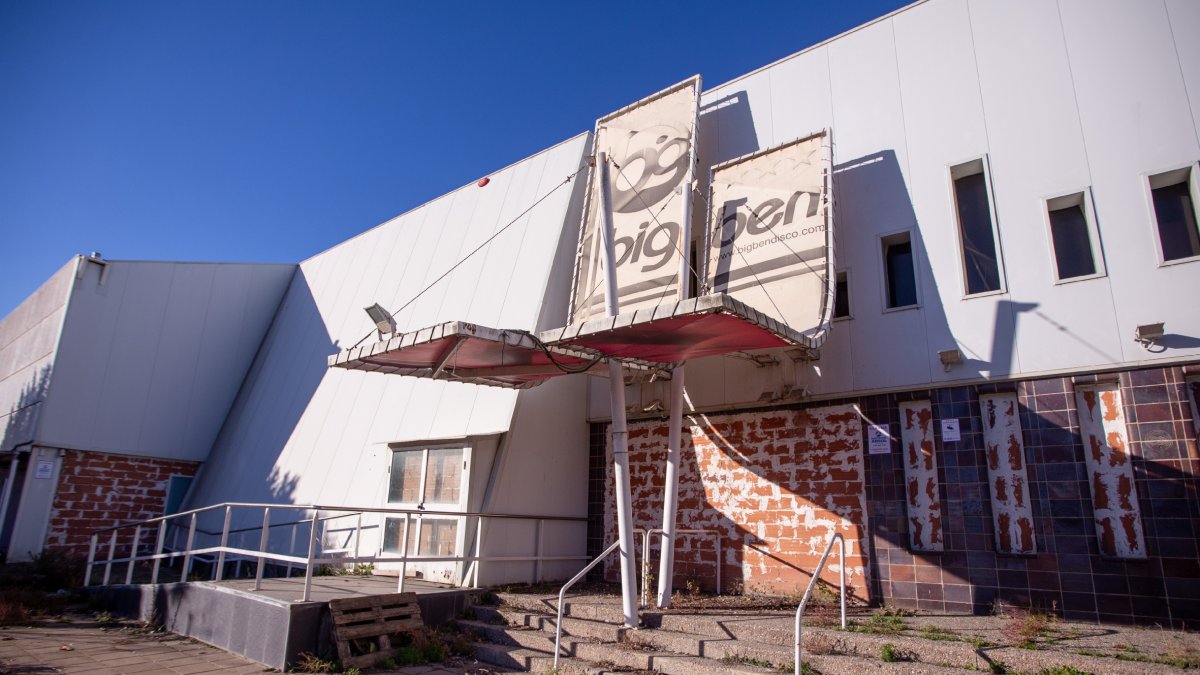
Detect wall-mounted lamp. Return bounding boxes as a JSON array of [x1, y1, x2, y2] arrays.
[[1134, 322, 1165, 348], [364, 303, 397, 338], [938, 348, 964, 372]]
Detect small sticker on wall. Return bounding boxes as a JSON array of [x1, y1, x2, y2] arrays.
[[867, 423, 892, 454], [34, 461, 54, 479], [941, 419, 961, 442]]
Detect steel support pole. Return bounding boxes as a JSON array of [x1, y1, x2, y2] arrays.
[[656, 370, 685, 607], [597, 152, 639, 629], [657, 139, 695, 607]]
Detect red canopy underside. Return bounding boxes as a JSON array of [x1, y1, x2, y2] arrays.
[[550, 312, 789, 364], [538, 293, 816, 365], [328, 295, 817, 389], [328, 322, 600, 389]]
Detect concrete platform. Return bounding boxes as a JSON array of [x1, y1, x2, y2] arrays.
[[91, 575, 480, 671]]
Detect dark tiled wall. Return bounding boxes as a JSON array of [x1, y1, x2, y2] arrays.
[[865, 365, 1200, 628], [586, 422, 607, 581]]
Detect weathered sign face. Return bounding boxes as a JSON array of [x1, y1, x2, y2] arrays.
[[704, 131, 833, 336], [569, 77, 700, 324]]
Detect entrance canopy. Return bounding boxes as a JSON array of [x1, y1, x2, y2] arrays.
[[328, 321, 665, 389], [540, 293, 820, 365]]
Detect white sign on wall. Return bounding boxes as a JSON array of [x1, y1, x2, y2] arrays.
[[941, 418, 961, 442], [867, 423, 892, 455], [35, 461, 54, 479]]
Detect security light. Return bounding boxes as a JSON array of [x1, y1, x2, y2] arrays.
[[364, 303, 397, 337], [1134, 322, 1165, 347], [938, 349, 964, 371]]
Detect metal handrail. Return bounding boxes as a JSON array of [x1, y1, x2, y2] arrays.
[[554, 540, 621, 672], [85, 502, 588, 601], [638, 527, 721, 607], [794, 532, 847, 675]]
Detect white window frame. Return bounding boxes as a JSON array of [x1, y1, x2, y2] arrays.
[[879, 229, 921, 313], [949, 156, 1008, 298], [1145, 162, 1200, 267], [1042, 187, 1107, 284], [381, 444, 471, 580]]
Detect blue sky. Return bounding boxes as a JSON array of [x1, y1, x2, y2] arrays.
[[0, 0, 909, 318]]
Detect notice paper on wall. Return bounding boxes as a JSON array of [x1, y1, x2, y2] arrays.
[[35, 461, 54, 479], [941, 418, 961, 442], [867, 423, 892, 454]]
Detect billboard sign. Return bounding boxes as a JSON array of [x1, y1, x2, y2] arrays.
[[568, 77, 701, 325], [703, 131, 834, 341]]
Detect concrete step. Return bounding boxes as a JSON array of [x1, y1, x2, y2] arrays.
[[475, 597, 1182, 674], [462, 607, 983, 675], [478, 606, 794, 668], [461, 618, 775, 675], [495, 592, 807, 645]]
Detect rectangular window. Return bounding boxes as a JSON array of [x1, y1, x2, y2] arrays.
[[1046, 191, 1103, 281], [833, 271, 850, 319], [1150, 167, 1200, 262], [423, 448, 462, 505], [387, 450, 424, 504], [387, 446, 465, 506], [882, 232, 918, 309], [951, 159, 1004, 295], [381, 517, 458, 556]]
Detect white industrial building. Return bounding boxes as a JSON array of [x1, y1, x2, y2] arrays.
[[2, 0, 1198, 627]]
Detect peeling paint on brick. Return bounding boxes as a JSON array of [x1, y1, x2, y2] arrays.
[[979, 393, 1036, 554], [898, 400, 943, 552], [605, 404, 870, 601], [1074, 385, 1146, 559]]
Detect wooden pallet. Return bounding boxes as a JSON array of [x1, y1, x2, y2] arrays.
[[329, 592, 424, 668]]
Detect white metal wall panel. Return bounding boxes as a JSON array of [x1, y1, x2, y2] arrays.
[[826, 19, 931, 392], [190, 135, 590, 511], [1167, 0, 1200, 142], [971, 0, 1124, 375], [1059, 0, 1200, 365], [766, 47, 835, 146], [35, 261, 294, 462], [0, 260, 75, 452], [894, 0, 1016, 382]]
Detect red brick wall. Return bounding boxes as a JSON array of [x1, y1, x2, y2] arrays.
[[45, 449, 200, 556], [605, 404, 870, 601]]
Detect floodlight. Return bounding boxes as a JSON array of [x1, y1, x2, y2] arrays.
[[364, 303, 397, 336], [1134, 322, 1165, 347], [938, 349, 964, 371]]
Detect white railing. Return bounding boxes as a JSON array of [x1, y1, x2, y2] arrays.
[[554, 540, 621, 672], [552, 529, 721, 671], [84, 502, 587, 602], [794, 532, 847, 675]]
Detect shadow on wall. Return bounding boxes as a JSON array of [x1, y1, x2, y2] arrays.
[[176, 270, 333, 558], [1, 364, 50, 453], [0, 365, 51, 558], [860, 370, 1200, 627], [606, 405, 874, 603]]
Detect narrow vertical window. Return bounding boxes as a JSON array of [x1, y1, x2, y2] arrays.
[[1046, 191, 1103, 281], [882, 232, 917, 309], [833, 271, 850, 319], [1150, 167, 1200, 262], [951, 159, 1004, 294]]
